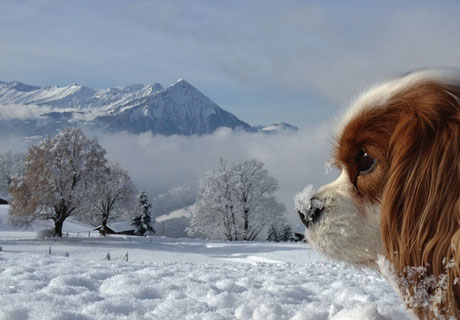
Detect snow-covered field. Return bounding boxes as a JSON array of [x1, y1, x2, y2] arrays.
[[0, 205, 410, 320]]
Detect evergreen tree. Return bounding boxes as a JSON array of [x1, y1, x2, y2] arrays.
[[0, 151, 25, 199], [131, 190, 155, 236], [266, 224, 280, 242], [281, 223, 294, 242]]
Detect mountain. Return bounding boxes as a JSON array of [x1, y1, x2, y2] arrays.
[[0, 80, 254, 136], [255, 122, 298, 134], [94, 80, 255, 135], [0, 80, 162, 109]]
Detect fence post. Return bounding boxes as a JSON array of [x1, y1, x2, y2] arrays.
[[88, 231, 90, 238]]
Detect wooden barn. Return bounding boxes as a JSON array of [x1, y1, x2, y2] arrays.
[[93, 222, 135, 235]]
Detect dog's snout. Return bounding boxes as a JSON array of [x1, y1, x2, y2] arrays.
[[298, 196, 325, 228]]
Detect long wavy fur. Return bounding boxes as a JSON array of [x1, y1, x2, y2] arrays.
[[381, 82, 460, 318]]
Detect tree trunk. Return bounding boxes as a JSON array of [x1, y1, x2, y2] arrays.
[[243, 208, 249, 241], [230, 205, 238, 241], [53, 203, 69, 237], [54, 218, 64, 237], [101, 213, 108, 236]]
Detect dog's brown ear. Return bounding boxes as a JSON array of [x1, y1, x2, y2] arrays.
[[381, 92, 460, 317]]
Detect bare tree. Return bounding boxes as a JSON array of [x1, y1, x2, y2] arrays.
[[81, 162, 136, 235], [9, 127, 107, 236], [0, 151, 25, 198], [188, 159, 285, 241]]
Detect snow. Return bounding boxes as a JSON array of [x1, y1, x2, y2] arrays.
[[0, 80, 164, 123], [0, 79, 253, 136], [259, 122, 299, 134], [294, 185, 324, 223], [0, 205, 410, 319], [0, 81, 159, 111]]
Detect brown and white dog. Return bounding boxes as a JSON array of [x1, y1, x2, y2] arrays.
[[298, 69, 460, 319]]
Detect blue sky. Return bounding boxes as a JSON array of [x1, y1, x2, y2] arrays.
[[1, 0, 460, 127]]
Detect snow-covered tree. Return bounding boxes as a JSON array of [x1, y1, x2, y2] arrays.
[[280, 223, 294, 242], [188, 160, 234, 240], [188, 159, 286, 241], [232, 160, 286, 241], [0, 151, 25, 198], [9, 128, 107, 236], [82, 162, 136, 235], [131, 190, 155, 236]]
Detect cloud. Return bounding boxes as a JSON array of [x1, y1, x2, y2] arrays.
[[0, 122, 337, 226], [2, 1, 460, 127], [0, 104, 85, 121], [121, 1, 460, 105], [95, 125, 337, 225], [0, 104, 52, 120]]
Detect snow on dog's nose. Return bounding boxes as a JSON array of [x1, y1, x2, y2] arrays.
[[294, 185, 325, 228]]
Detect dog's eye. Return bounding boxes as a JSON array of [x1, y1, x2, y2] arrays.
[[357, 150, 376, 175]]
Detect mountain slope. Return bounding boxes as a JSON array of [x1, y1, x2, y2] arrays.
[[94, 80, 254, 135], [0, 81, 163, 110], [257, 122, 298, 134], [0, 80, 253, 136]]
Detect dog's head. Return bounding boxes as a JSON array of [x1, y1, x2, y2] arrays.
[[298, 69, 460, 317]]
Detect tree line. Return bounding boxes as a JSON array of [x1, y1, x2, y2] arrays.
[[4, 128, 154, 237], [1, 127, 290, 241]]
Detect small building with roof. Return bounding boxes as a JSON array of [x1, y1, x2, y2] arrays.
[[93, 221, 135, 235]]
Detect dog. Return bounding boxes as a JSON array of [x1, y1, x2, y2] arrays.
[[297, 69, 460, 319]]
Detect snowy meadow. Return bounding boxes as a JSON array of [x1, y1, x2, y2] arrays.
[[0, 206, 411, 320]]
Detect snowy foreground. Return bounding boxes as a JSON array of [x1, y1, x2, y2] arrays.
[[0, 207, 411, 320]]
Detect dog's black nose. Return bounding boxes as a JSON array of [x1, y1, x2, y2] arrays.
[[298, 197, 324, 228]]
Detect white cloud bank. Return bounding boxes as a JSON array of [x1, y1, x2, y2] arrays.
[[0, 104, 52, 120], [0, 123, 337, 225], [96, 125, 337, 225]]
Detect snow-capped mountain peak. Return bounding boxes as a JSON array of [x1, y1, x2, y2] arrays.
[[256, 122, 299, 134], [6, 81, 41, 92], [97, 79, 254, 135], [165, 79, 203, 97]]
